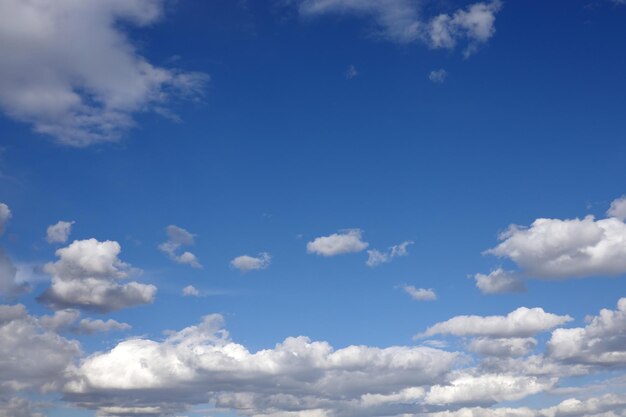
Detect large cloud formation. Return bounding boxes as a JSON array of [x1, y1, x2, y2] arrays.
[[0, 0, 208, 146], [39, 238, 156, 312], [293, 0, 502, 57]]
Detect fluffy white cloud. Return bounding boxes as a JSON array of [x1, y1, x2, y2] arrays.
[[295, 0, 501, 56], [0, 203, 11, 235], [182, 285, 200, 297], [608, 195, 626, 221], [64, 314, 459, 416], [39, 239, 156, 312], [0, 304, 80, 393], [231, 252, 271, 272], [486, 215, 626, 279], [474, 269, 526, 294], [158, 225, 201, 268], [0, 0, 208, 146], [45, 220, 74, 244], [417, 307, 572, 338], [547, 298, 626, 366], [0, 249, 30, 296], [425, 374, 555, 406], [468, 337, 537, 357], [429, 69, 447, 83], [307, 229, 368, 256], [403, 285, 437, 301], [366, 240, 413, 267]]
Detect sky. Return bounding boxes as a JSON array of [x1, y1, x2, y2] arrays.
[[1, 0, 626, 416]]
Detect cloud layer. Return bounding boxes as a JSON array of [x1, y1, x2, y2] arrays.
[[0, 0, 207, 146]]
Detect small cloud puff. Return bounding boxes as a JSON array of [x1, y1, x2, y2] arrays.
[[307, 229, 368, 257], [230, 252, 271, 273], [46, 220, 75, 244]]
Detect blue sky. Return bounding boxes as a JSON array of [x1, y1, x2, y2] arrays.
[[2, 1, 626, 416]]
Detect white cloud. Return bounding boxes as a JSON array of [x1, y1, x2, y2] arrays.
[[425, 373, 555, 406], [468, 337, 537, 357], [403, 285, 437, 301], [307, 229, 368, 256], [64, 314, 459, 417], [417, 307, 572, 339], [547, 298, 626, 366], [429, 69, 447, 83], [0, 0, 208, 146], [474, 269, 526, 294], [39, 238, 156, 312], [76, 318, 131, 335], [158, 225, 202, 268], [46, 221, 75, 244], [39, 308, 130, 334], [366, 240, 413, 267], [486, 215, 626, 279], [182, 285, 200, 297], [345, 64, 358, 79], [0, 304, 80, 393], [0, 249, 30, 296], [0, 203, 11, 235], [295, 0, 501, 56], [608, 195, 626, 221], [231, 252, 271, 272]]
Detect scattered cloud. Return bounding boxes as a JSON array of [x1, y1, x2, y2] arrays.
[[0, 304, 80, 393], [39, 238, 156, 312], [0, 0, 208, 146], [417, 307, 572, 338], [230, 252, 271, 272], [474, 268, 526, 294], [182, 285, 200, 297], [486, 213, 626, 279], [76, 318, 131, 334], [46, 221, 75, 244], [607, 195, 626, 220], [468, 337, 537, 357], [159, 225, 202, 268], [345, 64, 358, 79], [403, 285, 437, 301], [293, 0, 502, 57], [0, 203, 11, 234], [429, 69, 447, 83], [0, 397, 45, 417], [0, 249, 30, 296], [547, 298, 626, 366], [307, 229, 368, 256], [366, 240, 413, 267]]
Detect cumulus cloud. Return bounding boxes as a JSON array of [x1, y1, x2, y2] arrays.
[[366, 240, 413, 267], [0, 0, 208, 146], [158, 225, 201, 268], [486, 214, 626, 279], [474, 269, 526, 294], [429, 69, 447, 83], [40, 309, 130, 334], [425, 373, 555, 406], [403, 285, 437, 301], [294, 0, 501, 56], [0, 304, 80, 393], [182, 285, 200, 297], [46, 221, 74, 244], [417, 307, 572, 339], [307, 229, 368, 256], [0, 397, 44, 417], [547, 298, 626, 366], [231, 252, 271, 272], [39, 238, 156, 312], [64, 314, 459, 417], [0, 249, 30, 296], [608, 195, 626, 220], [0, 203, 11, 235]]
